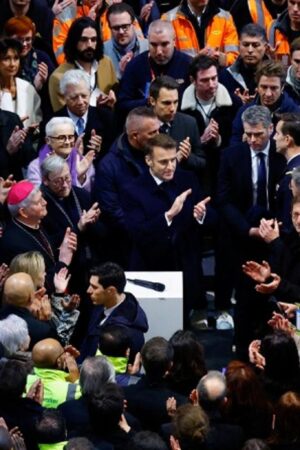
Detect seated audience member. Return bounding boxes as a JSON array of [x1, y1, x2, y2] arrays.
[[0, 108, 36, 180], [170, 404, 209, 450], [231, 60, 300, 145], [230, 0, 286, 32], [104, 2, 149, 80], [259, 331, 300, 403], [161, 0, 239, 65], [268, 0, 300, 65], [36, 409, 68, 449], [26, 338, 81, 409], [267, 391, 300, 450], [80, 262, 148, 362], [149, 76, 206, 175], [94, 107, 159, 265], [49, 17, 117, 112], [9, 251, 80, 345], [65, 437, 97, 450], [86, 383, 133, 450], [117, 20, 192, 119], [285, 37, 300, 104], [129, 431, 168, 450], [223, 361, 272, 439], [122, 133, 215, 325], [0, 273, 58, 348], [27, 117, 95, 191], [0, 314, 30, 356], [58, 356, 115, 437], [4, 15, 55, 120], [55, 69, 114, 157], [0, 38, 42, 128], [0, 359, 44, 450], [166, 330, 207, 396], [0, 181, 77, 280], [219, 23, 268, 103], [123, 337, 187, 431], [98, 325, 141, 386]]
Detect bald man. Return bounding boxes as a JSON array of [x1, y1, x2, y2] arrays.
[[0, 273, 58, 348], [27, 338, 80, 409]]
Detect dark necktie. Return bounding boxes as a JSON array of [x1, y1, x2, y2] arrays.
[[256, 152, 267, 208]]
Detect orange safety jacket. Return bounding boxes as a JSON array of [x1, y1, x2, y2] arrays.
[[53, 5, 144, 65], [162, 6, 239, 65], [248, 0, 273, 30], [267, 19, 291, 67]]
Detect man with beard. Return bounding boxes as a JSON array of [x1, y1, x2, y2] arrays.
[[49, 16, 117, 113]]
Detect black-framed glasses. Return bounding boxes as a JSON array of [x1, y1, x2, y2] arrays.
[[110, 23, 132, 32], [48, 135, 75, 142]]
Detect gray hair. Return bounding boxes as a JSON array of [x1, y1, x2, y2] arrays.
[[197, 370, 227, 410], [8, 185, 40, 218], [59, 69, 91, 96], [80, 356, 115, 397], [41, 154, 68, 180], [241, 105, 272, 128], [0, 314, 29, 354], [292, 166, 300, 189], [45, 117, 75, 137], [148, 19, 175, 38]]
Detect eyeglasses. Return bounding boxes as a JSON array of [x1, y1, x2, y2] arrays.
[[48, 135, 75, 142], [17, 37, 32, 44], [110, 23, 132, 32], [48, 175, 72, 187]]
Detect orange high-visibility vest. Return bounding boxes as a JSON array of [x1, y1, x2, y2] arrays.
[[248, 0, 273, 29]]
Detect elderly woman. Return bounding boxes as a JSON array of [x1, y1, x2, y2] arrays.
[[0, 314, 30, 356], [27, 117, 95, 191], [0, 38, 42, 128]]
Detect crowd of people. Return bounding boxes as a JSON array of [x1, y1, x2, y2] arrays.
[[0, 0, 299, 448]]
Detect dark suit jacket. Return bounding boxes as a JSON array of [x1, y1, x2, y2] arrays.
[[276, 153, 300, 233], [166, 112, 206, 173], [217, 141, 285, 237], [47, 105, 114, 157]]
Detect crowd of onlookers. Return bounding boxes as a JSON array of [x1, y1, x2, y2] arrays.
[[0, 0, 300, 448]]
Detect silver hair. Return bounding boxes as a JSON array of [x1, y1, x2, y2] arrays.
[[80, 356, 115, 396], [41, 154, 69, 180], [148, 19, 175, 37], [59, 69, 91, 96], [0, 314, 29, 354], [292, 166, 300, 188], [8, 185, 40, 218], [45, 117, 75, 137], [241, 105, 272, 128], [197, 370, 227, 404]]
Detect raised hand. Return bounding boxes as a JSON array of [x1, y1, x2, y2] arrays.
[[255, 272, 281, 294], [242, 260, 271, 283], [34, 62, 48, 91], [77, 150, 95, 180], [234, 88, 256, 105], [87, 129, 102, 153], [59, 227, 77, 266], [193, 196, 211, 221], [177, 137, 191, 162], [54, 267, 71, 293], [6, 126, 28, 154], [78, 202, 100, 231], [201, 118, 220, 144], [61, 293, 81, 311], [165, 188, 192, 222], [259, 218, 280, 243]]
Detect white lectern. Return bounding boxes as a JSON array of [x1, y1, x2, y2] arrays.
[[125, 271, 183, 340]]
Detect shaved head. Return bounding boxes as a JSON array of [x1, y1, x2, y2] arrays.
[[32, 338, 64, 368], [148, 19, 175, 39], [4, 272, 34, 307]]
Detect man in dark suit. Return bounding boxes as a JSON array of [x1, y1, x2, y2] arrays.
[[273, 113, 300, 234], [122, 133, 213, 324], [149, 75, 206, 176], [216, 105, 285, 358], [55, 69, 114, 157]]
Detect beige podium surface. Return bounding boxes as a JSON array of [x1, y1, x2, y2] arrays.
[[125, 271, 183, 340]]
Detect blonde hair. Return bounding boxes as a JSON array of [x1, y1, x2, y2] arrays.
[[9, 251, 45, 289]]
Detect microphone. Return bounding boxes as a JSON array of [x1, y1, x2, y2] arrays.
[[127, 278, 166, 292]]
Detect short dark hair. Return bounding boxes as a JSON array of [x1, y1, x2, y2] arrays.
[[0, 38, 22, 58], [90, 262, 126, 293], [189, 55, 218, 79], [239, 23, 267, 41], [255, 60, 286, 86], [99, 325, 131, 357], [145, 133, 177, 156], [277, 112, 300, 145], [141, 337, 174, 383], [88, 383, 124, 432], [107, 2, 135, 23], [64, 438, 95, 450], [150, 75, 179, 100], [35, 410, 66, 444], [64, 17, 103, 63], [129, 431, 168, 450], [0, 360, 27, 398], [291, 36, 300, 54]]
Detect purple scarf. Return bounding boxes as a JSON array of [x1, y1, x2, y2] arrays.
[[38, 144, 78, 185]]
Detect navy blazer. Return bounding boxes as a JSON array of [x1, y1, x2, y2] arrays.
[[217, 141, 286, 237]]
